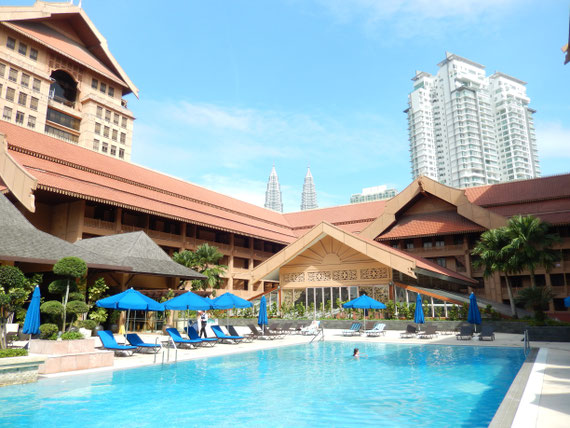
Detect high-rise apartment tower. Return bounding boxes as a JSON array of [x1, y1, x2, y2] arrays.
[[406, 52, 540, 188]]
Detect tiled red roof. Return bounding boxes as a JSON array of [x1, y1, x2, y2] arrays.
[[465, 175, 570, 206], [4, 21, 127, 87], [1, 122, 297, 243], [284, 200, 386, 235], [379, 211, 485, 240]]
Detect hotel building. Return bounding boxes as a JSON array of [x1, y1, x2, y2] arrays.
[[1, 4, 569, 320]]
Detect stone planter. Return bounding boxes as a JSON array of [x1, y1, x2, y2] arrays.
[[28, 338, 113, 374], [29, 338, 96, 355], [0, 356, 46, 387]]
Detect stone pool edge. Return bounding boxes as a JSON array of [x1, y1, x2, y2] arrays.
[[489, 347, 538, 428]]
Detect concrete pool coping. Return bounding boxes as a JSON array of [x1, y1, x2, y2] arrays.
[[21, 329, 570, 427]]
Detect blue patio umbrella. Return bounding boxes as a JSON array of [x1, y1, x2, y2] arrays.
[[467, 292, 482, 333], [97, 288, 164, 332], [343, 294, 386, 330], [163, 291, 212, 311], [163, 291, 213, 334], [258, 295, 268, 333], [212, 292, 253, 328], [23, 286, 41, 337], [564, 296, 570, 308], [414, 294, 425, 328]]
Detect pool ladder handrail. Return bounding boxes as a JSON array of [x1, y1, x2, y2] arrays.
[[523, 329, 530, 356], [161, 337, 178, 364], [309, 325, 325, 343]]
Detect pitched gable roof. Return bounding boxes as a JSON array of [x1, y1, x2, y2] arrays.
[[360, 176, 507, 240], [0, 1, 138, 96], [74, 231, 205, 280], [251, 221, 477, 286]]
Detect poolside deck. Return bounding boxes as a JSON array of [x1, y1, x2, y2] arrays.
[[24, 328, 570, 428]]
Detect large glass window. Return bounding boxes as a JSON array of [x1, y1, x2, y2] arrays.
[[46, 108, 80, 130], [49, 70, 77, 107]]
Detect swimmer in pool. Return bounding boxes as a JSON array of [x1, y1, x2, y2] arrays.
[[353, 348, 367, 358]]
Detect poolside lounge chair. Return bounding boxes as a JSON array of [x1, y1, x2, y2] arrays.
[[478, 325, 495, 341], [364, 323, 386, 337], [342, 323, 362, 337], [456, 326, 474, 340], [166, 327, 203, 348], [97, 330, 137, 356], [186, 326, 218, 347], [125, 333, 162, 353], [301, 320, 320, 336], [418, 325, 438, 339], [228, 326, 254, 343], [264, 325, 284, 339], [211, 325, 245, 344], [246, 324, 274, 340], [271, 322, 292, 335], [400, 324, 417, 338]]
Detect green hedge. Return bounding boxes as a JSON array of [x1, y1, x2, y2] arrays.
[[0, 348, 28, 358]]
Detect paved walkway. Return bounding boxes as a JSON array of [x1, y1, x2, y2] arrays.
[[31, 328, 570, 427]]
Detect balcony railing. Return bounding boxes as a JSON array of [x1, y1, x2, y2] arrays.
[[83, 217, 115, 231]]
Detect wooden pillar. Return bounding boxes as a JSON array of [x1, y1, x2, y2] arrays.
[[228, 233, 234, 291], [180, 223, 187, 251], [114, 207, 122, 232]]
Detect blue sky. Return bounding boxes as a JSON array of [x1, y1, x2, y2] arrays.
[[30, 1, 570, 211]]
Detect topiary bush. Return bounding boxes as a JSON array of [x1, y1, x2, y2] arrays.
[[40, 300, 63, 317], [0, 348, 28, 358], [53, 257, 88, 279], [60, 331, 84, 340], [39, 323, 59, 340], [78, 319, 97, 330]]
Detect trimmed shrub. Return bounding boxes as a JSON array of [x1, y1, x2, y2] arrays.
[[66, 300, 89, 315], [0, 348, 28, 358], [53, 257, 87, 279], [40, 301, 63, 316], [39, 323, 59, 340], [78, 319, 97, 330], [68, 292, 85, 302], [60, 331, 84, 340], [48, 279, 75, 295]]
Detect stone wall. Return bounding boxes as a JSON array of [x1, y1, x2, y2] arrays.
[[0, 357, 46, 387]]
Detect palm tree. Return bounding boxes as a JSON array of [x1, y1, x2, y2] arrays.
[[472, 227, 519, 318], [505, 215, 560, 288], [173, 244, 227, 291], [515, 286, 554, 323]]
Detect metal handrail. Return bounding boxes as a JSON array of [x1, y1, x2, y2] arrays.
[[309, 326, 325, 343]]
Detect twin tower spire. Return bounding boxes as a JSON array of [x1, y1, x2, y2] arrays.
[[264, 166, 317, 213]]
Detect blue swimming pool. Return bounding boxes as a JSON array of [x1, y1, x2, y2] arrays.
[[0, 342, 525, 427]]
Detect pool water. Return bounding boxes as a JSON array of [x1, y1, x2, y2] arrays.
[[0, 342, 525, 427]]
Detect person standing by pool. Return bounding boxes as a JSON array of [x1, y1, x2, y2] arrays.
[[200, 311, 209, 338]]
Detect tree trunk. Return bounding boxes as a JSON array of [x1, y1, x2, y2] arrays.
[[0, 320, 6, 349], [62, 281, 70, 333], [530, 269, 536, 288], [504, 274, 518, 318]]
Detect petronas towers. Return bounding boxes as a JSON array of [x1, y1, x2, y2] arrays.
[[264, 166, 283, 212], [300, 167, 317, 211], [263, 166, 317, 213]]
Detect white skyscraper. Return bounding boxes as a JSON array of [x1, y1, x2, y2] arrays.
[[300, 167, 318, 210], [406, 52, 540, 188], [264, 166, 283, 212]]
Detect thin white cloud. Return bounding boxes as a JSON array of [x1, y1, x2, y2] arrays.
[[536, 121, 570, 159], [316, 0, 518, 40], [131, 99, 409, 211]]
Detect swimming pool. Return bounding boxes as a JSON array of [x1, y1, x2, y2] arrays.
[[0, 342, 525, 427]]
